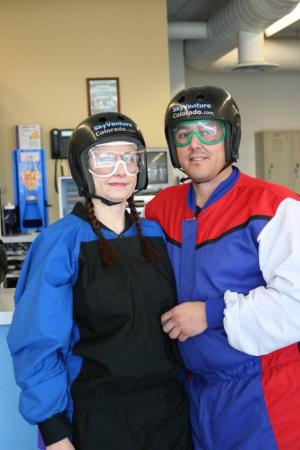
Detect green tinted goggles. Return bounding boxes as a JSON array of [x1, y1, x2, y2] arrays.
[[174, 119, 226, 146]]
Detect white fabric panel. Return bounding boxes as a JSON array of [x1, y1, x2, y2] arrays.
[[224, 197, 300, 356]]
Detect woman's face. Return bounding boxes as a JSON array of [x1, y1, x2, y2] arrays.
[[88, 142, 139, 203]]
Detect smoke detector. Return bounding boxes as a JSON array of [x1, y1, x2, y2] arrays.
[[227, 31, 279, 73]]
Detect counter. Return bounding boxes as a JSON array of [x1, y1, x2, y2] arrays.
[[0, 288, 15, 324], [0, 288, 36, 449]]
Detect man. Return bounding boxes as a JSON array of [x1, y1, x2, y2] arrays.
[[145, 86, 300, 450]]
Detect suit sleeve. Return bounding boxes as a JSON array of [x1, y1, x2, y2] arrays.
[[223, 197, 300, 356], [7, 227, 78, 446], [144, 196, 159, 221]]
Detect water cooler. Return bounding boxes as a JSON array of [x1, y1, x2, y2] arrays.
[[12, 149, 49, 233]]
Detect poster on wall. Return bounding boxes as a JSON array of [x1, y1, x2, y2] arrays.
[[86, 78, 120, 115], [16, 124, 42, 150]]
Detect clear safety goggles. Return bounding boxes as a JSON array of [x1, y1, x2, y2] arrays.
[[174, 119, 226, 146], [88, 141, 145, 178]]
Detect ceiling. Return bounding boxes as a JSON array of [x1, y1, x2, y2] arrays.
[[167, 0, 300, 72]]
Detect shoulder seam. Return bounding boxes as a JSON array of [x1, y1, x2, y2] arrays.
[[196, 215, 271, 249]]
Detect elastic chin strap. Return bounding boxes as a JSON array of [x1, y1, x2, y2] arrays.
[[217, 161, 232, 176], [96, 188, 141, 206], [91, 188, 141, 206], [91, 194, 122, 206], [99, 196, 122, 206]]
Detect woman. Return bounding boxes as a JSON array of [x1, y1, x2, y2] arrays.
[[7, 113, 192, 450]]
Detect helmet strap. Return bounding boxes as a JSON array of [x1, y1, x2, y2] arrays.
[[178, 174, 191, 184], [92, 195, 122, 206], [100, 197, 122, 206], [218, 161, 232, 175], [89, 184, 143, 206]]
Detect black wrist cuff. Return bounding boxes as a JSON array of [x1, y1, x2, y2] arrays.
[[38, 412, 72, 446]]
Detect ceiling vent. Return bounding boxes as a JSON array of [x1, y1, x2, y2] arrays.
[[229, 62, 278, 72]]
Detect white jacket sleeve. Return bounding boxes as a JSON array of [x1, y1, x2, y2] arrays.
[[223, 197, 300, 356]]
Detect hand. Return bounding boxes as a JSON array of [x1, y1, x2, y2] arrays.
[[161, 301, 208, 342], [46, 438, 75, 450]]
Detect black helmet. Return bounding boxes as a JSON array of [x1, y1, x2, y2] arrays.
[[165, 86, 241, 168], [68, 112, 148, 198]]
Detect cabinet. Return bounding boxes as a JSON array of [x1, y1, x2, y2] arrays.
[[0, 234, 36, 288], [255, 131, 300, 192]]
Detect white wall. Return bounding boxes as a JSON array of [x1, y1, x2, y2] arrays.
[[185, 69, 300, 176]]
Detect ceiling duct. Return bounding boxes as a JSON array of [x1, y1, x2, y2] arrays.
[[228, 30, 278, 72], [168, 22, 207, 40], [184, 0, 299, 71]]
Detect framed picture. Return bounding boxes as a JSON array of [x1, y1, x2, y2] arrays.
[[87, 78, 120, 115]]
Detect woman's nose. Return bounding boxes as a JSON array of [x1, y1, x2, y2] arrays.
[[114, 160, 127, 176]]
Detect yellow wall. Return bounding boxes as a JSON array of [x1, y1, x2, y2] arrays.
[[0, 0, 170, 222]]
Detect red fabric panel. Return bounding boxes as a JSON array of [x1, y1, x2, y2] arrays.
[[145, 172, 299, 245], [261, 343, 300, 449], [145, 183, 193, 243]]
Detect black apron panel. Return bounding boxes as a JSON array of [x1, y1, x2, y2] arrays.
[[72, 236, 181, 392]]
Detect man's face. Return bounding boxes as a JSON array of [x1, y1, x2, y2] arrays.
[[174, 120, 227, 183]]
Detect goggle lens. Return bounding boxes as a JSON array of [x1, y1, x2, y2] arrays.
[[88, 143, 145, 177], [174, 120, 226, 146]]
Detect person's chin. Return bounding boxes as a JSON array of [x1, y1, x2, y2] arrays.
[[104, 187, 133, 202], [187, 168, 213, 183], [185, 166, 206, 179]]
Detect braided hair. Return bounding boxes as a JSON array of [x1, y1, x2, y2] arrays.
[[85, 197, 158, 266], [85, 198, 117, 266], [127, 195, 158, 264]]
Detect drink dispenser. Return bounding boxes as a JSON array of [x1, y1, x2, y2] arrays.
[[12, 149, 49, 233]]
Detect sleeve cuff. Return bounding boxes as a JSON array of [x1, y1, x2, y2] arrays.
[[205, 297, 225, 329], [38, 412, 72, 446]]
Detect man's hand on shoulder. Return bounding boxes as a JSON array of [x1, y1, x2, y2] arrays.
[[161, 301, 208, 342]]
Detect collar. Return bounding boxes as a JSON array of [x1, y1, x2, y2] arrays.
[[187, 166, 240, 213], [71, 201, 134, 233]]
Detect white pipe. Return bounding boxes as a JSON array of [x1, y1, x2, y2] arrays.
[[238, 31, 265, 63], [169, 40, 186, 95], [168, 22, 207, 40]]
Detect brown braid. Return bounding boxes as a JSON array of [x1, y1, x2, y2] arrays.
[[85, 198, 117, 266], [127, 195, 159, 264]]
